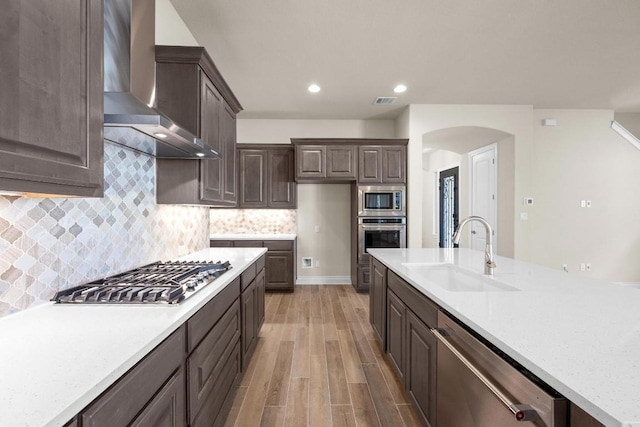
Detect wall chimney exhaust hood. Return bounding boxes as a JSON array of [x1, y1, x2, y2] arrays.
[[103, 0, 218, 159], [611, 113, 640, 151]]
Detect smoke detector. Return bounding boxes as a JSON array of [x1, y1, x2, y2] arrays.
[[373, 97, 397, 105]]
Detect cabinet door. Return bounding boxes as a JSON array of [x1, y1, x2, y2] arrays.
[[406, 310, 436, 427], [370, 259, 387, 349], [358, 146, 383, 183], [326, 146, 357, 179], [221, 103, 237, 204], [131, 368, 186, 427], [382, 146, 406, 183], [265, 251, 294, 291], [82, 328, 184, 427], [296, 145, 325, 178], [268, 148, 296, 208], [256, 269, 266, 331], [386, 290, 405, 384], [241, 280, 257, 370], [0, 0, 103, 197], [200, 75, 224, 202], [239, 149, 267, 208]]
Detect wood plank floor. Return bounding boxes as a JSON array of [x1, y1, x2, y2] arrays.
[[224, 285, 423, 427]]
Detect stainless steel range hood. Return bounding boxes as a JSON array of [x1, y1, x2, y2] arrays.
[[103, 0, 219, 159]]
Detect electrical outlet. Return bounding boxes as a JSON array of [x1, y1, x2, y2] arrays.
[[580, 263, 586, 271], [580, 200, 586, 208], [315, 260, 320, 268]]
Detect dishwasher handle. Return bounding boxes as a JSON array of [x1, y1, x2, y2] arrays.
[[432, 328, 539, 422]]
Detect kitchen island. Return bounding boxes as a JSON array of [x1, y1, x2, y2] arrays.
[[369, 248, 640, 427], [0, 247, 267, 427]]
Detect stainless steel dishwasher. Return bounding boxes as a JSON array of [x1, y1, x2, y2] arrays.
[[433, 312, 567, 426]]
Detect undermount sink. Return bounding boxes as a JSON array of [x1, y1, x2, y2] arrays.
[[400, 263, 519, 292]]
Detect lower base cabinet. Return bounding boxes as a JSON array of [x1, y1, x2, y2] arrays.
[[72, 257, 265, 427], [384, 271, 438, 427], [210, 239, 296, 292]]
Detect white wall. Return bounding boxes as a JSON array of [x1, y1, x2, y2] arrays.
[[156, 0, 199, 46], [403, 105, 534, 260], [530, 109, 640, 281], [237, 119, 395, 283]]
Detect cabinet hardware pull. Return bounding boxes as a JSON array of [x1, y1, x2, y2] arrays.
[[431, 328, 539, 422]]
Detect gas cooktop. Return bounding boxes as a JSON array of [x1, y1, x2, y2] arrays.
[[51, 260, 232, 304]]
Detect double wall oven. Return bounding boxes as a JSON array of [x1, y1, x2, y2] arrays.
[[358, 185, 407, 263]]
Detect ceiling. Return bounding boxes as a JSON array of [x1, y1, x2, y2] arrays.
[[170, 0, 640, 120]]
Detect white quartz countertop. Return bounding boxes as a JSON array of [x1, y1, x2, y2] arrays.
[[0, 247, 267, 427], [368, 248, 640, 427], [209, 233, 296, 240]]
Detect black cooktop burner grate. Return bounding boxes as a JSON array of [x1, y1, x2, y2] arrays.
[[52, 260, 232, 304]]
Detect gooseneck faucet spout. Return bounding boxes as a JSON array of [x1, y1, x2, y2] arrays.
[[452, 216, 496, 275]]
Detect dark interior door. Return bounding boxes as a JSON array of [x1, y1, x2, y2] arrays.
[[439, 167, 459, 248]]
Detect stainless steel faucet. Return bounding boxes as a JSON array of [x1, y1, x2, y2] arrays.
[[452, 216, 496, 275]]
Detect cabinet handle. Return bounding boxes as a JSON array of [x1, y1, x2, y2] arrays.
[[431, 328, 539, 422]]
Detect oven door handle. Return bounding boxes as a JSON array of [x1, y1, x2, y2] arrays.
[[431, 328, 539, 422]]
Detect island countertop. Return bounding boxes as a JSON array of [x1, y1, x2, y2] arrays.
[[368, 248, 640, 427], [0, 247, 267, 427]]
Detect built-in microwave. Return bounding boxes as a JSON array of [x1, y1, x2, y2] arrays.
[[357, 185, 406, 217]]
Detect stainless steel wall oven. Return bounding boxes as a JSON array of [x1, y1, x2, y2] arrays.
[[358, 217, 407, 263]]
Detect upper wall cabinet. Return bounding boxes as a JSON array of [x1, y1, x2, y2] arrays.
[[238, 145, 296, 209], [291, 139, 407, 184], [155, 46, 242, 206], [0, 0, 104, 197], [358, 145, 406, 184]]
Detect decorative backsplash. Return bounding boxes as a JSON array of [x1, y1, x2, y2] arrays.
[[209, 209, 297, 234], [0, 142, 209, 317]]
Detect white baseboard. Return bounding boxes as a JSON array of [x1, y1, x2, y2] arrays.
[[296, 276, 352, 285]]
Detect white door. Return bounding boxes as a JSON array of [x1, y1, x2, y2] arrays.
[[469, 144, 497, 252]]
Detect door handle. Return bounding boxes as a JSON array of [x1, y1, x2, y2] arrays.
[[471, 230, 477, 234], [431, 328, 539, 422]]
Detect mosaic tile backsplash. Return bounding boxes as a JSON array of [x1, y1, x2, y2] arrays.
[[209, 209, 296, 234], [0, 142, 209, 317]]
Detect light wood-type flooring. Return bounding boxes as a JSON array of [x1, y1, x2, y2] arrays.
[[224, 285, 423, 427]]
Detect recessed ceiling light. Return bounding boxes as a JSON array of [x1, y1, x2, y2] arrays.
[[308, 84, 321, 93], [154, 132, 168, 138], [196, 153, 205, 157], [393, 84, 407, 94]]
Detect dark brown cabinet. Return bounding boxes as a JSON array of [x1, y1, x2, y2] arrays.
[[76, 258, 265, 427], [358, 145, 406, 183], [370, 258, 387, 349], [238, 145, 296, 209], [0, 0, 104, 197], [81, 328, 186, 427], [384, 269, 438, 427], [406, 310, 437, 427], [326, 145, 357, 179], [293, 141, 357, 181], [155, 46, 242, 206], [210, 239, 297, 292]]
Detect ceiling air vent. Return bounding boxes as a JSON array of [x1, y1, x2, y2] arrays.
[[373, 97, 397, 105]]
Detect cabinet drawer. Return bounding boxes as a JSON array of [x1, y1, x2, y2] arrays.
[[81, 327, 185, 427], [233, 240, 263, 247], [187, 277, 240, 353], [264, 240, 293, 251], [210, 240, 233, 247], [388, 271, 438, 328], [188, 300, 241, 423]]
